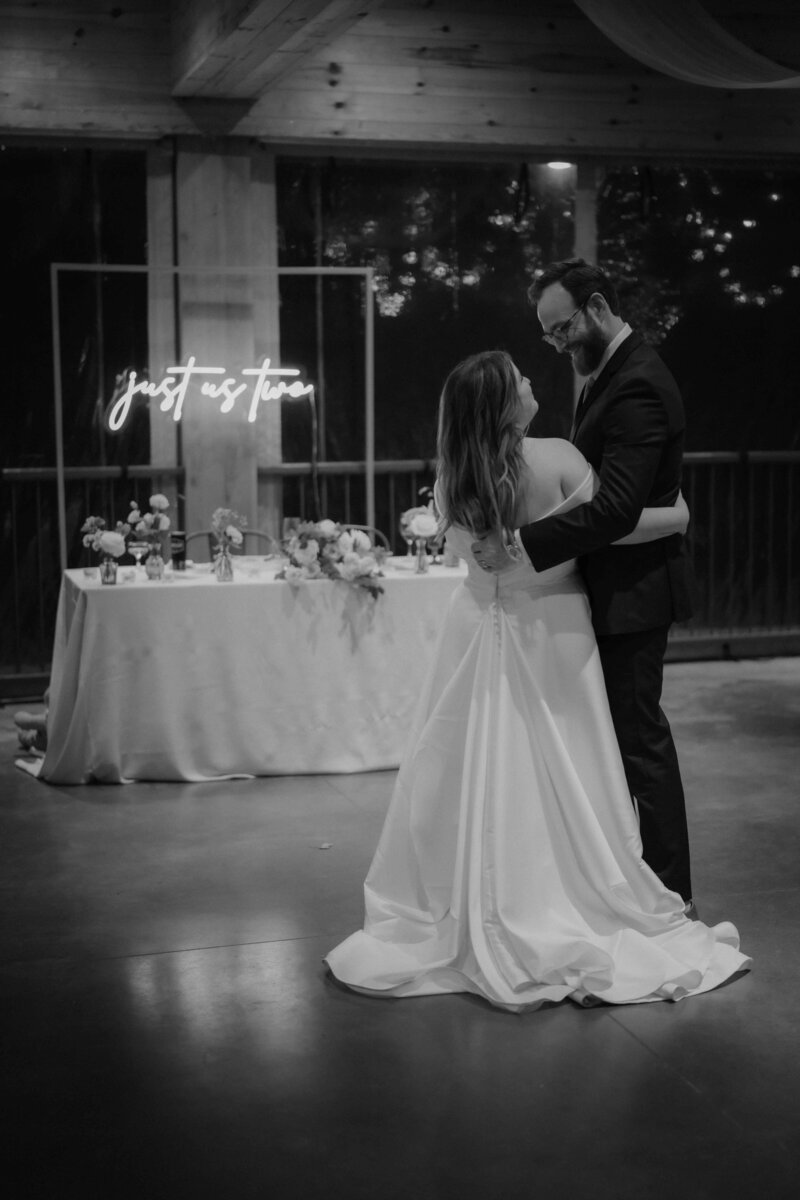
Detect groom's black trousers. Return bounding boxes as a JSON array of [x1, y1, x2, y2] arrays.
[[595, 624, 693, 903]]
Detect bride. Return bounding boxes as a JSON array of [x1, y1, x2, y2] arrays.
[[325, 350, 750, 1012]]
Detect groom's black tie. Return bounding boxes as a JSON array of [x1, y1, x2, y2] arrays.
[[570, 379, 594, 440]]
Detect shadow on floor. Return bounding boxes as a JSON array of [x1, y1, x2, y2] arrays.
[[1, 658, 799, 1199]]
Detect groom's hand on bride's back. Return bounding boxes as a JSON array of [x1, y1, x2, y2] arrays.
[[471, 532, 517, 573]]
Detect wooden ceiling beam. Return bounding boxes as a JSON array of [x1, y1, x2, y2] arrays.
[[171, 0, 384, 99]]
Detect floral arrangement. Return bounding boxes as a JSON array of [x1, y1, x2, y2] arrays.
[[405, 508, 439, 541], [81, 494, 173, 575], [80, 516, 129, 561], [211, 507, 247, 553], [276, 519, 384, 599], [400, 486, 441, 543], [129, 494, 171, 549]]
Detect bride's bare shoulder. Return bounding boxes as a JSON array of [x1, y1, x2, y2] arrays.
[[522, 437, 585, 475], [521, 438, 591, 504]]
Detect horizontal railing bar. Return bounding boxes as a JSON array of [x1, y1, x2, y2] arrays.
[[683, 451, 800, 465], [258, 460, 436, 477], [5, 453, 799, 487], [1, 466, 185, 483], [738, 451, 800, 464], [51, 263, 373, 278]]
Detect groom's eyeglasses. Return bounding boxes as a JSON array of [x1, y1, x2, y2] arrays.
[[541, 302, 585, 347]]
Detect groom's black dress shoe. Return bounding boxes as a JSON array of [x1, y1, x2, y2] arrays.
[[683, 900, 700, 921]]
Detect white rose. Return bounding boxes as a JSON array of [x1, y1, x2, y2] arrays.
[[226, 525, 243, 545], [98, 530, 127, 558], [338, 551, 378, 581], [400, 505, 429, 529], [149, 493, 170, 511], [293, 539, 319, 567], [316, 519, 338, 537], [350, 529, 371, 553], [336, 552, 363, 582], [408, 511, 439, 540]]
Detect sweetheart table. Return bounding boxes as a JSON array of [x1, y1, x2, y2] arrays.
[[38, 558, 466, 784]]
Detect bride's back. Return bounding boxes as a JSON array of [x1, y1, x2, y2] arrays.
[[441, 436, 595, 591]]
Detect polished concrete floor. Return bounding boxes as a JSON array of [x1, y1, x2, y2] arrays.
[[2, 657, 799, 1200]]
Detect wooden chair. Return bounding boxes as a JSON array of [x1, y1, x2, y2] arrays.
[[341, 524, 391, 553], [185, 530, 281, 559]]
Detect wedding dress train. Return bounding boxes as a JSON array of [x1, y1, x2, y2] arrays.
[[326, 470, 750, 1012]]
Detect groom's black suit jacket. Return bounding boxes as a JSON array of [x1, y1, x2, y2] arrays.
[[520, 331, 693, 635]]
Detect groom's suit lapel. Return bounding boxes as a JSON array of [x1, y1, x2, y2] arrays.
[[571, 330, 644, 443]]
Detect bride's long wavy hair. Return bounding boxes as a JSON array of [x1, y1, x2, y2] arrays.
[[436, 350, 526, 545]]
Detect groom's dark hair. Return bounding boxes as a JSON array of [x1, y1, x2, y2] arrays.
[[528, 258, 620, 315]]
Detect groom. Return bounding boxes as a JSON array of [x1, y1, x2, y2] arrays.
[[474, 258, 695, 908]]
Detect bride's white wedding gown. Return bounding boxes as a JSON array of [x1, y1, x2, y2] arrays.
[[326, 469, 750, 1011]]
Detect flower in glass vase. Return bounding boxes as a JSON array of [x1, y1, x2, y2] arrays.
[[400, 485, 442, 573], [277, 520, 384, 598], [210, 507, 247, 580], [81, 516, 130, 584], [129, 493, 171, 548], [406, 509, 440, 574], [399, 503, 431, 557], [128, 494, 171, 579]]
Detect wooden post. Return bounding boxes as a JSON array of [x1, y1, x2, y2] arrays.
[[146, 143, 180, 518], [250, 145, 282, 539], [145, 137, 283, 557], [575, 160, 602, 265]]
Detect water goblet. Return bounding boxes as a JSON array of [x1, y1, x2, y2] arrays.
[[400, 523, 415, 560], [128, 540, 150, 574]]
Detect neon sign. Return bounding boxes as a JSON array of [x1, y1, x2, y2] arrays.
[[106, 357, 314, 432]]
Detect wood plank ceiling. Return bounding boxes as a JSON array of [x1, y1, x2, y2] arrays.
[[1, 0, 799, 161]]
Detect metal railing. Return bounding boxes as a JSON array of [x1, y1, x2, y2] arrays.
[[679, 452, 800, 656], [259, 459, 437, 542], [2, 452, 799, 693]]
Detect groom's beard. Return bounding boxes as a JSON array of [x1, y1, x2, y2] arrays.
[[570, 327, 607, 377]]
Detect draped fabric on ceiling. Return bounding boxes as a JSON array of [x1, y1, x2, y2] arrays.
[[574, 0, 800, 89]]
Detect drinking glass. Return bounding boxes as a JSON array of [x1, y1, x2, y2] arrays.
[[400, 522, 415, 559], [128, 540, 150, 573]]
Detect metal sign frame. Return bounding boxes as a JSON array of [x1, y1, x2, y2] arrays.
[[50, 263, 375, 572]]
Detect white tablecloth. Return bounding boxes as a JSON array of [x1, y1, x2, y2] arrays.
[[40, 558, 467, 784]]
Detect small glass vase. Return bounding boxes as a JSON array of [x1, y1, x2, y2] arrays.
[[99, 555, 118, 585], [415, 537, 429, 574], [145, 552, 164, 581], [215, 547, 234, 582]]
